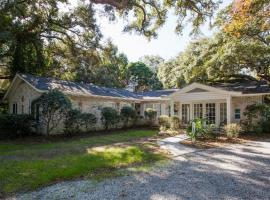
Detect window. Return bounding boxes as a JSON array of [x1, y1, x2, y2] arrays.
[[145, 103, 153, 109], [206, 103, 215, 125], [12, 103, 17, 114], [193, 104, 203, 119], [182, 104, 190, 124], [235, 108, 241, 119], [220, 103, 227, 125]]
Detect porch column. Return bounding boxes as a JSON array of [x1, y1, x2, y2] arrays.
[[161, 103, 166, 115], [226, 96, 232, 124], [216, 103, 220, 126], [170, 100, 174, 116], [190, 103, 193, 121]]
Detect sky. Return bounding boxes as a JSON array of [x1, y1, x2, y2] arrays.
[[97, 0, 232, 62]]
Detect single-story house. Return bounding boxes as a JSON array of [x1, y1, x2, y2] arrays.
[[3, 73, 270, 134]]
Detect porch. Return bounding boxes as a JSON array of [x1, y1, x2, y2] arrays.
[[168, 97, 233, 127]]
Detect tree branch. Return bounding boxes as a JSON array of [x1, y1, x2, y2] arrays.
[[90, 0, 129, 9]]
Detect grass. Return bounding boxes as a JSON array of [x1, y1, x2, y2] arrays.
[[0, 129, 165, 197]]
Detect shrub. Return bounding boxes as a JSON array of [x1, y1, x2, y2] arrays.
[[186, 118, 216, 142], [64, 110, 97, 134], [144, 108, 157, 126], [169, 116, 180, 131], [186, 118, 205, 142], [243, 103, 270, 133], [0, 114, 35, 138], [224, 123, 242, 139], [79, 113, 97, 131], [203, 124, 216, 139], [33, 90, 71, 135], [120, 106, 137, 127], [64, 109, 81, 134], [101, 107, 120, 130], [158, 115, 170, 131]]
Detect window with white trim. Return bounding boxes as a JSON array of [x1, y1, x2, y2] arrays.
[[193, 104, 203, 119], [234, 108, 241, 120], [182, 104, 190, 124], [206, 103, 215, 125]]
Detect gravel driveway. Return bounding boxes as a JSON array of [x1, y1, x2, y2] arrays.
[[13, 139, 270, 200]]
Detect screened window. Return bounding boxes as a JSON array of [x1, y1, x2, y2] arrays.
[[220, 103, 227, 125], [206, 103, 215, 124], [235, 108, 241, 119], [182, 104, 190, 124], [193, 104, 203, 119]]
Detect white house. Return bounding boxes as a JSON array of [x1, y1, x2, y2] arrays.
[[3, 73, 270, 133]]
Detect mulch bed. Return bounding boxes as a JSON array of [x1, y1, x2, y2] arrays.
[[180, 134, 270, 149]]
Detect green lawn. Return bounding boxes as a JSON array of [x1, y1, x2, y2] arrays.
[[0, 130, 165, 196]]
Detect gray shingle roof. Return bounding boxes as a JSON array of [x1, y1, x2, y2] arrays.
[[138, 89, 179, 98], [20, 74, 141, 100], [18, 74, 270, 101], [209, 80, 270, 94]]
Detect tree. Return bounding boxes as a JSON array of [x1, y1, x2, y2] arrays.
[[139, 55, 164, 73], [33, 90, 71, 135], [1, 0, 219, 83], [158, 31, 270, 86], [127, 62, 162, 92], [157, 38, 213, 88], [91, 0, 218, 38], [222, 0, 270, 46], [0, 0, 101, 78]]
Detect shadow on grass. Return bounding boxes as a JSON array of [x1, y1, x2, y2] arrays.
[[16, 139, 270, 200]]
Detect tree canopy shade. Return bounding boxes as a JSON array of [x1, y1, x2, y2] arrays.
[[0, 0, 220, 92]]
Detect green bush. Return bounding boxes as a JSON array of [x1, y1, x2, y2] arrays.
[[243, 103, 270, 133], [158, 115, 170, 131], [120, 106, 137, 127], [144, 108, 157, 126], [0, 114, 35, 138], [186, 118, 205, 142], [33, 89, 71, 135], [79, 113, 97, 131], [203, 124, 216, 139], [169, 116, 180, 131], [224, 123, 242, 139], [101, 107, 120, 130], [64, 110, 97, 134], [186, 118, 216, 142]]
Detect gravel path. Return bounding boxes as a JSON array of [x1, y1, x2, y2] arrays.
[[12, 139, 270, 200]]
